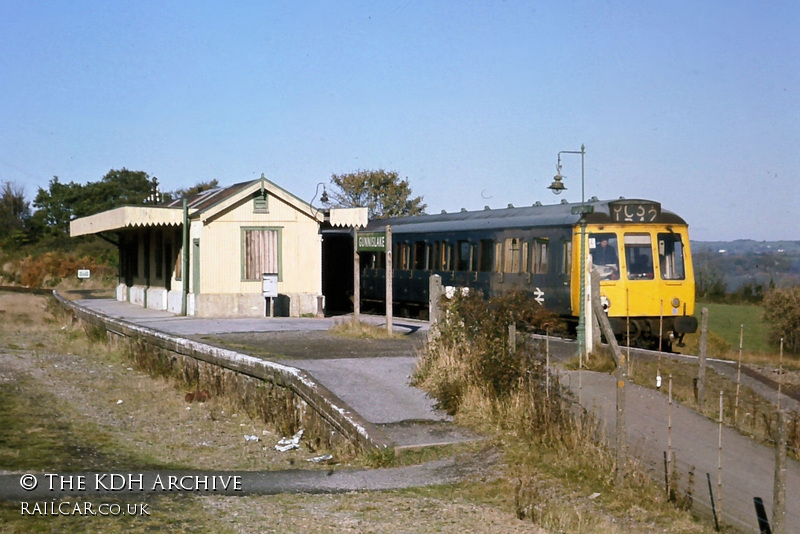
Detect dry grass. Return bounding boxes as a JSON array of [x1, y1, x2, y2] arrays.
[[413, 299, 713, 533], [0, 291, 552, 533], [328, 317, 401, 339]]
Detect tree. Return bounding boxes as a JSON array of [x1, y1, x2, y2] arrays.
[[169, 179, 219, 200], [0, 181, 30, 233], [328, 169, 426, 219], [762, 286, 800, 353], [32, 169, 154, 236]]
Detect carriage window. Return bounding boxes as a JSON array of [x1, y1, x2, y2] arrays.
[[658, 233, 686, 280], [503, 238, 522, 273], [456, 241, 473, 271], [429, 242, 439, 270], [494, 242, 503, 272], [394, 242, 412, 271], [590, 233, 619, 280], [479, 240, 493, 272], [624, 233, 654, 280], [521, 241, 530, 273], [413, 241, 426, 270], [440, 242, 453, 271], [561, 241, 572, 275], [533, 239, 549, 274]]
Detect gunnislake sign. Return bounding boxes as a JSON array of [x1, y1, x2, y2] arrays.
[[356, 232, 387, 252]]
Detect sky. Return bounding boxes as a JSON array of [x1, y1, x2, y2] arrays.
[[1, 1, 798, 241]]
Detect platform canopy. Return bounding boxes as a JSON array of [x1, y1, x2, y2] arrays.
[[70, 206, 188, 237]]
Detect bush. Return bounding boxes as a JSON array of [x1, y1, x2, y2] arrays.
[[762, 286, 800, 353], [414, 291, 565, 413]]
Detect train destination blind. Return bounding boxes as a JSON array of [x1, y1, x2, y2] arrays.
[[357, 232, 387, 252], [608, 200, 661, 223]]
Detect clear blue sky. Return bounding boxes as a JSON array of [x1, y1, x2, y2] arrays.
[[1, 1, 798, 241]]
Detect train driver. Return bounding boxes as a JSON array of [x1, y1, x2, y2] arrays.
[[592, 236, 619, 279]]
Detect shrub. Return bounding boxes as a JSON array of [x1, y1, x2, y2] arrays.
[[762, 286, 800, 353]]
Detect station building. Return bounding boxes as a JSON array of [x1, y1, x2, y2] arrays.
[[69, 176, 365, 318]]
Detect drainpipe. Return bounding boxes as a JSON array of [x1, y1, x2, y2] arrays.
[[181, 198, 189, 316]]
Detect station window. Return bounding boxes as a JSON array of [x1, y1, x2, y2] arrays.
[[242, 228, 280, 281], [590, 233, 619, 280], [532, 239, 549, 274], [623, 233, 654, 280], [658, 233, 686, 280]]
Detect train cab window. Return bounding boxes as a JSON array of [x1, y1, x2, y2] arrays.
[[590, 233, 619, 280], [414, 241, 426, 270], [479, 239, 493, 272], [623, 233, 654, 280], [503, 238, 522, 273], [532, 239, 549, 274], [658, 233, 686, 280]]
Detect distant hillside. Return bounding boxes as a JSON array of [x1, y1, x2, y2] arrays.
[[691, 240, 800, 294]]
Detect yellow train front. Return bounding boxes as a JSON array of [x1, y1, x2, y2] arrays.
[[575, 199, 697, 350]]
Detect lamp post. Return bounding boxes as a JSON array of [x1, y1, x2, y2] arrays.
[[548, 144, 591, 361]]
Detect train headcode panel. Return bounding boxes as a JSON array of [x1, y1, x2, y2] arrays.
[[609, 200, 661, 223]]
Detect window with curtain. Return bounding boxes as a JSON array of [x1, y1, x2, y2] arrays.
[[242, 228, 280, 280]]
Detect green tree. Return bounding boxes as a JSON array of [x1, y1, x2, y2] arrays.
[[32, 169, 154, 236], [169, 179, 219, 200], [0, 181, 32, 247], [762, 286, 800, 353], [329, 169, 426, 219]]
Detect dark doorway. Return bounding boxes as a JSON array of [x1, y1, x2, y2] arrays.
[[321, 231, 354, 315]]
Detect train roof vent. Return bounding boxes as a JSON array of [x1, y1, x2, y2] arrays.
[[619, 196, 625, 200], [590, 196, 599, 201], [507, 203, 514, 208], [484, 205, 491, 211], [561, 199, 569, 204], [533, 201, 542, 206], [460, 207, 467, 212], [441, 209, 447, 214]]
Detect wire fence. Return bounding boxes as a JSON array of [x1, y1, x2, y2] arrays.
[[528, 274, 799, 534]]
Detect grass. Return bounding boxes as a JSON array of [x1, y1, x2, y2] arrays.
[[0, 290, 553, 533], [329, 317, 401, 339], [694, 300, 773, 354]]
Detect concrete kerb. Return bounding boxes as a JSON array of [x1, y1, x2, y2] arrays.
[[53, 291, 394, 453]]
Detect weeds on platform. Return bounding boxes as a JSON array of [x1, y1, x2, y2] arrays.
[[329, 317, 400, 339]]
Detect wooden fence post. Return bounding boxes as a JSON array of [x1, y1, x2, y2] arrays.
[[429, 274, 442, 332], [696, 308, 709, 411], [590, 268, 626, 484], [773, 410, 787, 534]]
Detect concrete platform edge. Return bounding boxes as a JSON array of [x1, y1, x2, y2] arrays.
[[53, 291, 394, 452]]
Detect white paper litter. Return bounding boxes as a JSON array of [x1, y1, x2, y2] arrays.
[[244, 435, 260, 442], [116, 400, 123, 405], [306, 454, 334, 464], [275, 429, 304, 452]]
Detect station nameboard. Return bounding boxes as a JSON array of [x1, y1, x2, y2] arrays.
[[357, 232, 387, 252]]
